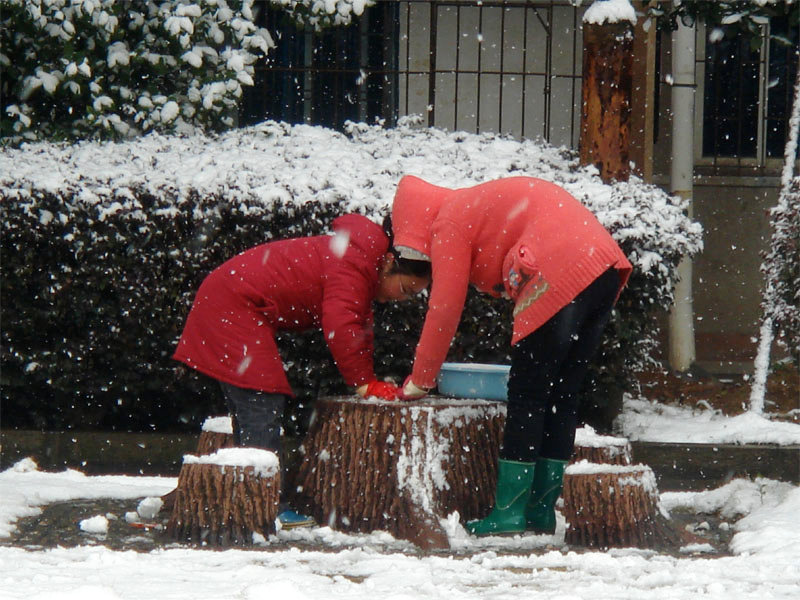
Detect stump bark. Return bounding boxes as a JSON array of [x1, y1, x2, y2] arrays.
[[161, 416, 235, 512], [195, 416, 235, 454], [561, 462, 674, 549], [166, 448, 280, 546], [291, 396, 505, 549], [571, 428, 632, 466]]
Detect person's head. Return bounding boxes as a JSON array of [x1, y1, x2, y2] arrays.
[[375, 214, 432, 302], [375, 251, 431, 303]]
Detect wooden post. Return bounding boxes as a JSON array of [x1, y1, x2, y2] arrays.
[[166, 447, 280, 546], [291, 396, 505, 550], [580, 17, 634, 182]]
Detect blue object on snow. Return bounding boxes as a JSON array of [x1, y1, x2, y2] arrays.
[[436, 363, 510, 401], [278, 509, 315, 529]]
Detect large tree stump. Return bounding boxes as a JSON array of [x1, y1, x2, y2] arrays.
[[561, 461, 675, 549], [291, 396, 505, 549], [166, 447, 280, 546]]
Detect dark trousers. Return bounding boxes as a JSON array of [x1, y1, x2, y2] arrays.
[[220, 382, 290, 506], [219, 382, 286, 453], [501, 268, 620, 463]]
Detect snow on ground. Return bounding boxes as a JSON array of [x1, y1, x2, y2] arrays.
[[0, 465, 798, 599], [2, 406, 800, 600], [618, 394, 800, 445]]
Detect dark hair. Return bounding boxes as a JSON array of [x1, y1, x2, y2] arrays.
[[382, 214, 432, 279]]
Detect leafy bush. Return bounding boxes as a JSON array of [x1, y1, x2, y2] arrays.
[[0, 120, 702, 433], [0, 0, 372, 144], [761, 176, 800, 365]]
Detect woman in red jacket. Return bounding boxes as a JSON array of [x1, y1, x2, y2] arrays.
[[391, 175, 632, 536], [174, 213, 430, 527]]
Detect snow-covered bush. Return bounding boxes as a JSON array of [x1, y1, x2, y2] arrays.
[[1, 0, 274, 142], [0, 120, 702, 432], [760, 176, 800, 365], [0, 0, 372, 144]]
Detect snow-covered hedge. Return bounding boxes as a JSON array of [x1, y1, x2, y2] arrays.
[[0, 119, 702, 432], [0, 0, 371, 144]]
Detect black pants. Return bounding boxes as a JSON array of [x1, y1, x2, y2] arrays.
[[219, 382, 286, 453], [501, 268, 620, 463]]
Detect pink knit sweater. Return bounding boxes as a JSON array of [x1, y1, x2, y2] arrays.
[[392, 175, 632, 389]]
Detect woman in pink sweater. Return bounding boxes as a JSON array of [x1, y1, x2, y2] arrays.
[[391, 175, 632, 536]]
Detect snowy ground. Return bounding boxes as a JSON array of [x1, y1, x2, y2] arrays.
[[2, 397, 799, 600]]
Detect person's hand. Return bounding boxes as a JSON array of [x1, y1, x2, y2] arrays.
[[400, 375, 428, 400], [359, 380, 402, 401]]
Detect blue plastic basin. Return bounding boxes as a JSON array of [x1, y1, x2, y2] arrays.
[[436, 362, 510, 401]]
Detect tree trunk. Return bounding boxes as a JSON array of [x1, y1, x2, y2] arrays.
[[291, 396, 505, 550], [561, 463, 674, 549], [166, 449, 280, 547], [580, 20, 634, 183]]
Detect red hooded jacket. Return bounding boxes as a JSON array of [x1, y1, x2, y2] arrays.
[[392, 175, 633, 389], [173, 214, 389, 395]]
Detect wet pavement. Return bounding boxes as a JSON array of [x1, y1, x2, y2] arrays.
[[2, 496, 735, 558]]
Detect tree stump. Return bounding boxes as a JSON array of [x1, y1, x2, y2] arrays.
[[561, 461, 674, 549], [291, 396, 506, 550], [196, 415, 235, 454], [161, 416, 235, 512], [166, 447, 280, 546], [572, 426, 632, 466]]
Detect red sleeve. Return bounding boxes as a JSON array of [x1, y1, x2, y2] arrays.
[[320, 256, 377, 387], [411, 219, 472, 388]]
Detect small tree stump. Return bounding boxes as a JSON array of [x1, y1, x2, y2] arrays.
[[161, 416, 235, 512], [196, 415, 235, 454], [166, 447, 280, 546], [291, 396, 505, 549], [561, 461, 670, 549], [572, 427, 632, 466]]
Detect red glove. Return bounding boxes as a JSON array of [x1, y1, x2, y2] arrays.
[[363, 380, 402, 401]]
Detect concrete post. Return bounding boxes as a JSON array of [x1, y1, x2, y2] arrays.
[[668, 19, 697, 372]]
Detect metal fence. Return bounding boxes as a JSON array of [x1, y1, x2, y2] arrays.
[[243, 1, 585, 149]]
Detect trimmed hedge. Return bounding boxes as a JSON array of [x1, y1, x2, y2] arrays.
[[0, 121, 702, 434]]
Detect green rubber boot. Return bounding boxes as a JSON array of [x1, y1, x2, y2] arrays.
[[466, 459, 535, 536], [525, 457, 568, 534]]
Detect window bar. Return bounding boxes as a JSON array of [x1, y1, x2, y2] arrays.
[[476, 3, 484, 134], [543, 4, 553, 142], [521, 3, 529, 138], [498, 3, 506, 134], [570, 3, 580, 147], [304, 30, 313, 124], [428, 1, 438, 127], [757, 22, 769, 168], [453, 3, 461, 131], [403, 1, 412, 120], [358, 16, 369, 122]]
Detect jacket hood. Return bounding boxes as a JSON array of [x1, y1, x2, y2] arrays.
[[331, 213, 389, 260], [391, 175, 454, 258]]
